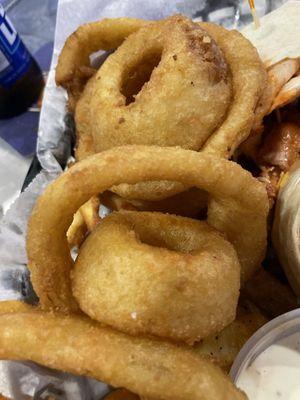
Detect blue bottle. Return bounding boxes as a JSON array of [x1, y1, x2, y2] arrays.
[[0, 3, 44, 119]]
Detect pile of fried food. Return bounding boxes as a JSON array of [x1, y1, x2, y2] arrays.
[[1, 4, 300, 400]]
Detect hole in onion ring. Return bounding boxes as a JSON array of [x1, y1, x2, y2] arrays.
[[132, 221, 199, 253], [121, 49, 162, 105]]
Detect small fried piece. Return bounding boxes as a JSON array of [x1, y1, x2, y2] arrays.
[[242, 268, 298, 318], [80, 196, 101, 231], [67, 208, 87, 248], [0, 308, 246, 400], [193, 303, 267, 372], [100, 192, 138, 211], [67, 196, 101, 248]]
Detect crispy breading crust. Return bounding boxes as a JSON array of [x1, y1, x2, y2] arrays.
[[0, 309, 246, 400], [27, 146, 268, 311]]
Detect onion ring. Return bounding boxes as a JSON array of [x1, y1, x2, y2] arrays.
[[27, 146, 268, 313], [76, 15, 231, 201], [0, 300, 36, 314], [56, 17, 148, 110], [89, 16, 231, 154], [0, 300, 266, 374], [0, 308, 246, 400], [2, 302, 262, 388], [72, 210, 240, 344], [58, 16, 266, 203], [199, 22, 267, 158], [74, 75, 97, 160], [96, 20, 265, 201]]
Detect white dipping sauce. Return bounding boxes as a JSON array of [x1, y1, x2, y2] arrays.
[[236, 332, 300, 399]]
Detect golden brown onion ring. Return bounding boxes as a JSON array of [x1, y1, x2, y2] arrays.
[[0, 300, 266, 374], [76, 19, 265, 162], [0, 308, 246, 400], [200, 22, 267, 158], [56, 18, 148, 110], [106, 20, 266, 201], [74, 75, 97, 160], [79, 15, 231, 201], [63, 16, 266, 203], [89, 16, 231, 154], [72, 211, 240, 344], [27, 146, 268, 312]]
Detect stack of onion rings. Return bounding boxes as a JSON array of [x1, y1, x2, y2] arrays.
[[0, 146, 268, 400], [0, 145, 269, 399], [56, 15, 266, 205], [0, 12, 272, 399], [27, 146, 268, 318]]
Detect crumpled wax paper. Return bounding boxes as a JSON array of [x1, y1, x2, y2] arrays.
[[0, 0, 287, 398]]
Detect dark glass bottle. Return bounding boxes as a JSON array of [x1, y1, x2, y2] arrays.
[[0, 3, 44, 119]]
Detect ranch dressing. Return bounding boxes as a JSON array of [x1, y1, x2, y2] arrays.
[[236, 331, 300, 400]]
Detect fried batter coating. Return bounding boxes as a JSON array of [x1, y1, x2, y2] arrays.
[[90, 16, 231, 154], [27, 146, 268, 312], [200, 23, 267, 158], [67, 196, 101, 248], [193, 302, 267, 372], [72, 211, 240, 344], [56, 18, 148, 110], [58, 16, 266, 204], [0, 309, 246, 400], [77, 15, 231, 201]]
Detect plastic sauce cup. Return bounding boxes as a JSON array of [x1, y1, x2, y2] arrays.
[[230, 308, 300, 400]]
